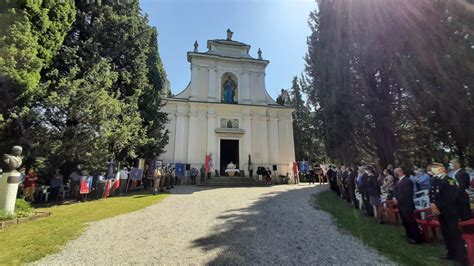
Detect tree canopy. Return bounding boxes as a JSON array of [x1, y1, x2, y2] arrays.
[[305, 0, 474, 168], [0, 0, 169, 172]]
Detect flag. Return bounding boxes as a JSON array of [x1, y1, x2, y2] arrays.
[[103, 179, 111, 198], [112, 171, 120, 190], [138, 158, 145, 169], [106, 159, 115, 179], [299, 161, 309, 173], [80, 176, 93, 194], [293, 161, 299, 177], [130, 167, 144, 180], [205, 154, 211, 173], [176, 163, 185, 177]]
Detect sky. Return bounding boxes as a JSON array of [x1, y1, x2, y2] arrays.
[[140, 0, 316, 99]]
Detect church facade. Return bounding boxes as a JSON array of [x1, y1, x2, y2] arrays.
[[161, 30, 295, 182]]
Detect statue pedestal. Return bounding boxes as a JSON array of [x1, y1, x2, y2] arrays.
[[224, 169, 240, 177], [0, 171, 20, 214]]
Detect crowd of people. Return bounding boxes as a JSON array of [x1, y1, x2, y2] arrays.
[[317, 159, 474, 265], [7, 163, 196, 205]]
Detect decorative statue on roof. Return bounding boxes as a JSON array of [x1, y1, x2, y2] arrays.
[[258, 48, 263, 60], [226, 28, 233, 40], [223, 76, 236, 104], [193, 40, 198, 52]]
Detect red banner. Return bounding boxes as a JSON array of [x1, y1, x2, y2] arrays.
[[205, 154, 211, 173], [80, 176, 92, 194]]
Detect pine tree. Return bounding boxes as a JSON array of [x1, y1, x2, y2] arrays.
[[0, 0, 75, 154], [34, 0, 168, 170]]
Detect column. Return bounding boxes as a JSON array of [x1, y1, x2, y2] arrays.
[[260, 114, 269, 165], [240, 72, 250, 104], [242, 111, 252, 175], [268, 117, 280, 166], [206, 109, 217, 162], [187, 105, 198, 163], [174, 107, 187, 163], [189, 64, 200, 100], [208, 68, 217, 102]]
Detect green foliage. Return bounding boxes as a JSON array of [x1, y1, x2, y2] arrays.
[[14, 198, 34, 218], [278, 76, 325, 162], [314, 190, 446, 265], [305, 0, 474, 167], [0, 0, 76, 155], [0, 199, 34, 221], [30, 0, 169, 171], [0, 209, 16, 221], [0, 193, 169, 264]]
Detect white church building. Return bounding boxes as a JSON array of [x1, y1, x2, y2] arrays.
[[161, 30, 296, 182]]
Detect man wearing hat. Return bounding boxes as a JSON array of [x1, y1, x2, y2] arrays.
[[451, 158, 472, 221], [429, 162, 467, 264]]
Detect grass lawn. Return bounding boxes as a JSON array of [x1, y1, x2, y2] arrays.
[[0, 193, 169, 265], [313, 190, 447, 265]]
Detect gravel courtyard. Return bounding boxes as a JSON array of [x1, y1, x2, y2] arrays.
[[35, 185, 392, 265]]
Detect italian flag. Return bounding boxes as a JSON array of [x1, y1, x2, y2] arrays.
[[112, 172, 120, 191]]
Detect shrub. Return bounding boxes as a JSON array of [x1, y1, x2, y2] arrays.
[[0, 209, 16, 221], [14, 198, 34, 218]]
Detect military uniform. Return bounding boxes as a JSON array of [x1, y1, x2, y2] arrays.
[[430, 173, 467, 263]]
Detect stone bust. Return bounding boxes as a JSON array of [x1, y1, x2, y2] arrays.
[[2, 146, 23, 172]]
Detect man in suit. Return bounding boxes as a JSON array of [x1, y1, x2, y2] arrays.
[[347, 167, 357, 208], [393, 167, 423, 244], [452, 158, 472, 221], [430, 163, 467, 264]]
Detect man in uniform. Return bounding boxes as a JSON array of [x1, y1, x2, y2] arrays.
[[452, 158, 472, 221], [429, 163, 467, 264]]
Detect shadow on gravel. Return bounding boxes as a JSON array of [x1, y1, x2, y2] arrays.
[[191, 185, 326, 265]]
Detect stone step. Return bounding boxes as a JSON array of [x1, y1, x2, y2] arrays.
[[199, 177, 268, 187]]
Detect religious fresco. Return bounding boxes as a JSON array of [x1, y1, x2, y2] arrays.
[[220, 118, 239, 129], [221, 72, 238, 104]]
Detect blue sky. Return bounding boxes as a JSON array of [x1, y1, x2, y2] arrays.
[[140, 0, 316, 99]]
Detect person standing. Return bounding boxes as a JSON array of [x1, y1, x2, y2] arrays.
[[359, 167, 373, 216], [152, 168, 162, 195], [23, 168, 38, 202], [366, 167, 382, 223], [347, 167, 357, 208], [119, 167, 129, 194], [393, 168, 423, 244], [381, 169, 395, 199], [430, 163, 467, 264], [50, 169, 63, 201], [415, 168, 431, 191], [451, 159, 472, 221], [190, 168, 197, 185], [69, 169, 81, 200]]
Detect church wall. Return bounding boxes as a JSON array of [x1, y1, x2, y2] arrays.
[[161, 100, 296, 179], [161, 37, 296, 181], [197, 67, 209, 102]]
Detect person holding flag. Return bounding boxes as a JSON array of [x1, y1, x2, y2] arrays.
[[111, 170, 120, 196]]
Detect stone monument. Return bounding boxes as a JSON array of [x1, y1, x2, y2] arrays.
[[0, 146, 23, 214]]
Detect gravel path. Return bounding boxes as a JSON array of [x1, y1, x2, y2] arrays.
[[35, 185, 392, 265]]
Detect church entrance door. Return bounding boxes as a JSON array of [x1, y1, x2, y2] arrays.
[[220, 139, 239, 176]]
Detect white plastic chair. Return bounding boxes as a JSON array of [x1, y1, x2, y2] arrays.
[[355, 192, 363, 210], [414, 189, 429, 198]]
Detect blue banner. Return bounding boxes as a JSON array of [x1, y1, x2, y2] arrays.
[[299, 161, 309, 173], [130, 167, 144, 180], [106, 159, 115, 179], [176, 163, 185, 177]]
